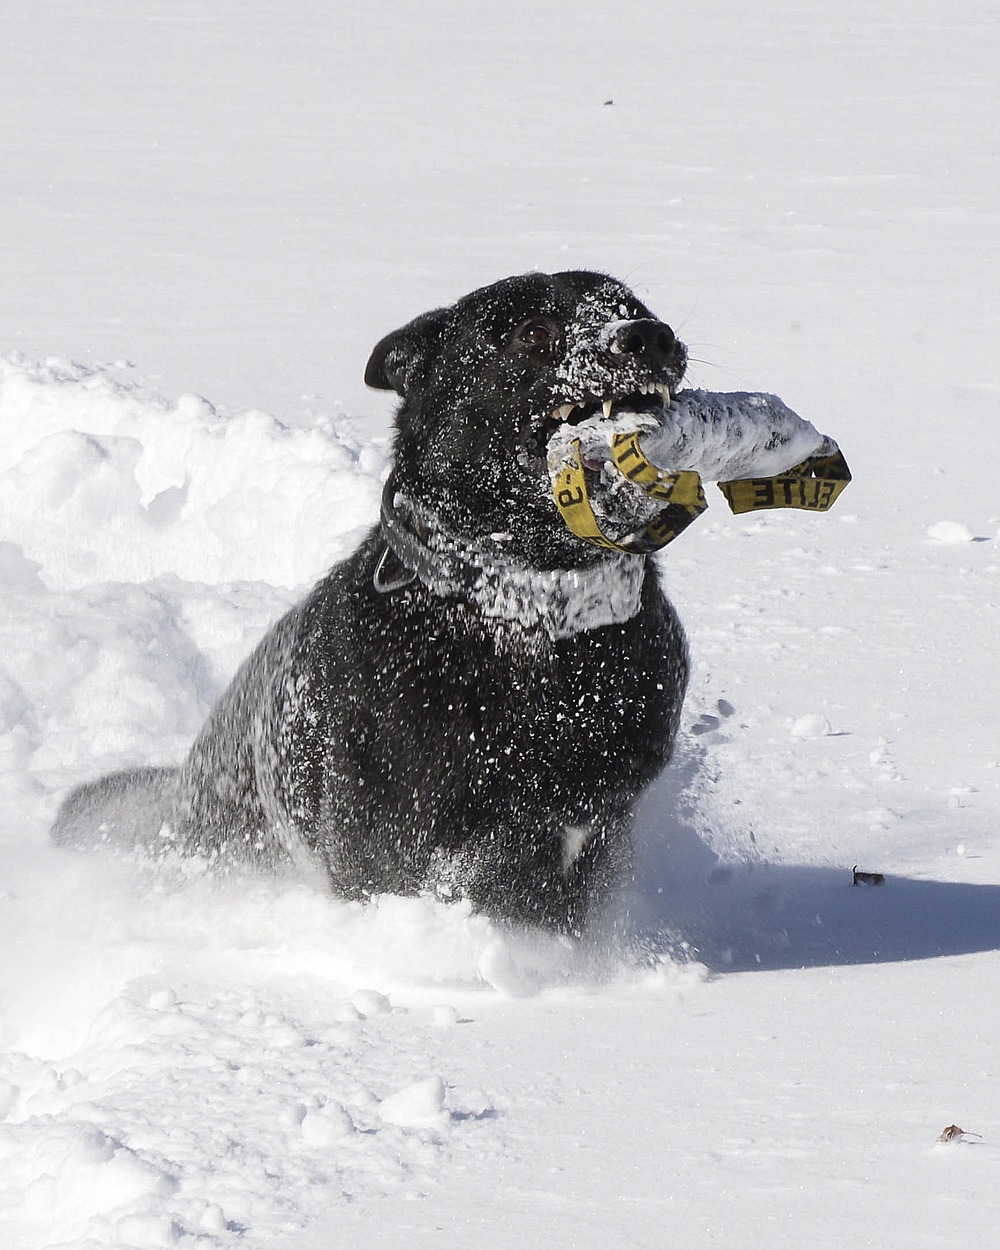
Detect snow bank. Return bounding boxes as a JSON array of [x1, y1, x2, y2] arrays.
[[0, 355, 389, 794], [0, 354, 386, 590], [0, 838, 696, 1246]]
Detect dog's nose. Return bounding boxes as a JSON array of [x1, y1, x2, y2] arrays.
[[609, 319, 677, 367]]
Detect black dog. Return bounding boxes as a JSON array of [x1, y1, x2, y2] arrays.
[[53, 271, 690, 934]]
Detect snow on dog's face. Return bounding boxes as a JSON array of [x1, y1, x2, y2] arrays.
[[365, 271, 687, 564]]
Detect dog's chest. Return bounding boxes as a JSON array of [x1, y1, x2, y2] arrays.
[[275, 561, 687, 844], [382, 602, 684, 791]]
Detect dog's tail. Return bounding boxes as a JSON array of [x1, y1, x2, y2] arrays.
[[51, 766, 180, 855]]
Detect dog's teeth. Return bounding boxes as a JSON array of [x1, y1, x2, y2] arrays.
[[554, 403, 577, 421], [655, 383, 671, 403], [602, 399, 614, 419]]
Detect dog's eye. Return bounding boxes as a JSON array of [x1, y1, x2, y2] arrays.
[[520, 322, 552, 345], [511, 319, 561, 353]]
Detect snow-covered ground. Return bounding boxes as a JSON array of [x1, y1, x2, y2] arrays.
[[1, 2, 999, 1246]]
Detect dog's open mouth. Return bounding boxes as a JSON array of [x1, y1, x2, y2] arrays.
[[544, 385, 672, 472], [551, 384, 671, 469], [523, 383, 672, 468], [550, 381, 672, 426]]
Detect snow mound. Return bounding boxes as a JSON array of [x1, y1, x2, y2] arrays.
[[0, 355, 387, 590], [926, 519, 975, 544], [378, 1075, 448, 1129], [0, 356, 389, 796], [0, 844, 663, 1246]]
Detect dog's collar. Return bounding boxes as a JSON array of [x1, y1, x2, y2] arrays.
[[375, 477, 646, 639]]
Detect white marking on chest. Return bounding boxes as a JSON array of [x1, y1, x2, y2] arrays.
[[472, 554, 645, 640], [562, 822, 596, 872]]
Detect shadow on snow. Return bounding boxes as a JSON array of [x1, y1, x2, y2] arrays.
[[624, 752, 1000, 975]]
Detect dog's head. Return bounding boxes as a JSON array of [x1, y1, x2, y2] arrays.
[[366, 271, 687, 565]]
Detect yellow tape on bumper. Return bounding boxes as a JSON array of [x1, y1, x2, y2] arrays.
[[718, 449, 852, 515], [551, 442, 625, 552], [551, 437, 707, 554]]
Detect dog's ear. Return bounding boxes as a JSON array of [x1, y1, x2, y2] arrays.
[[364, 309, 449, 397]]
